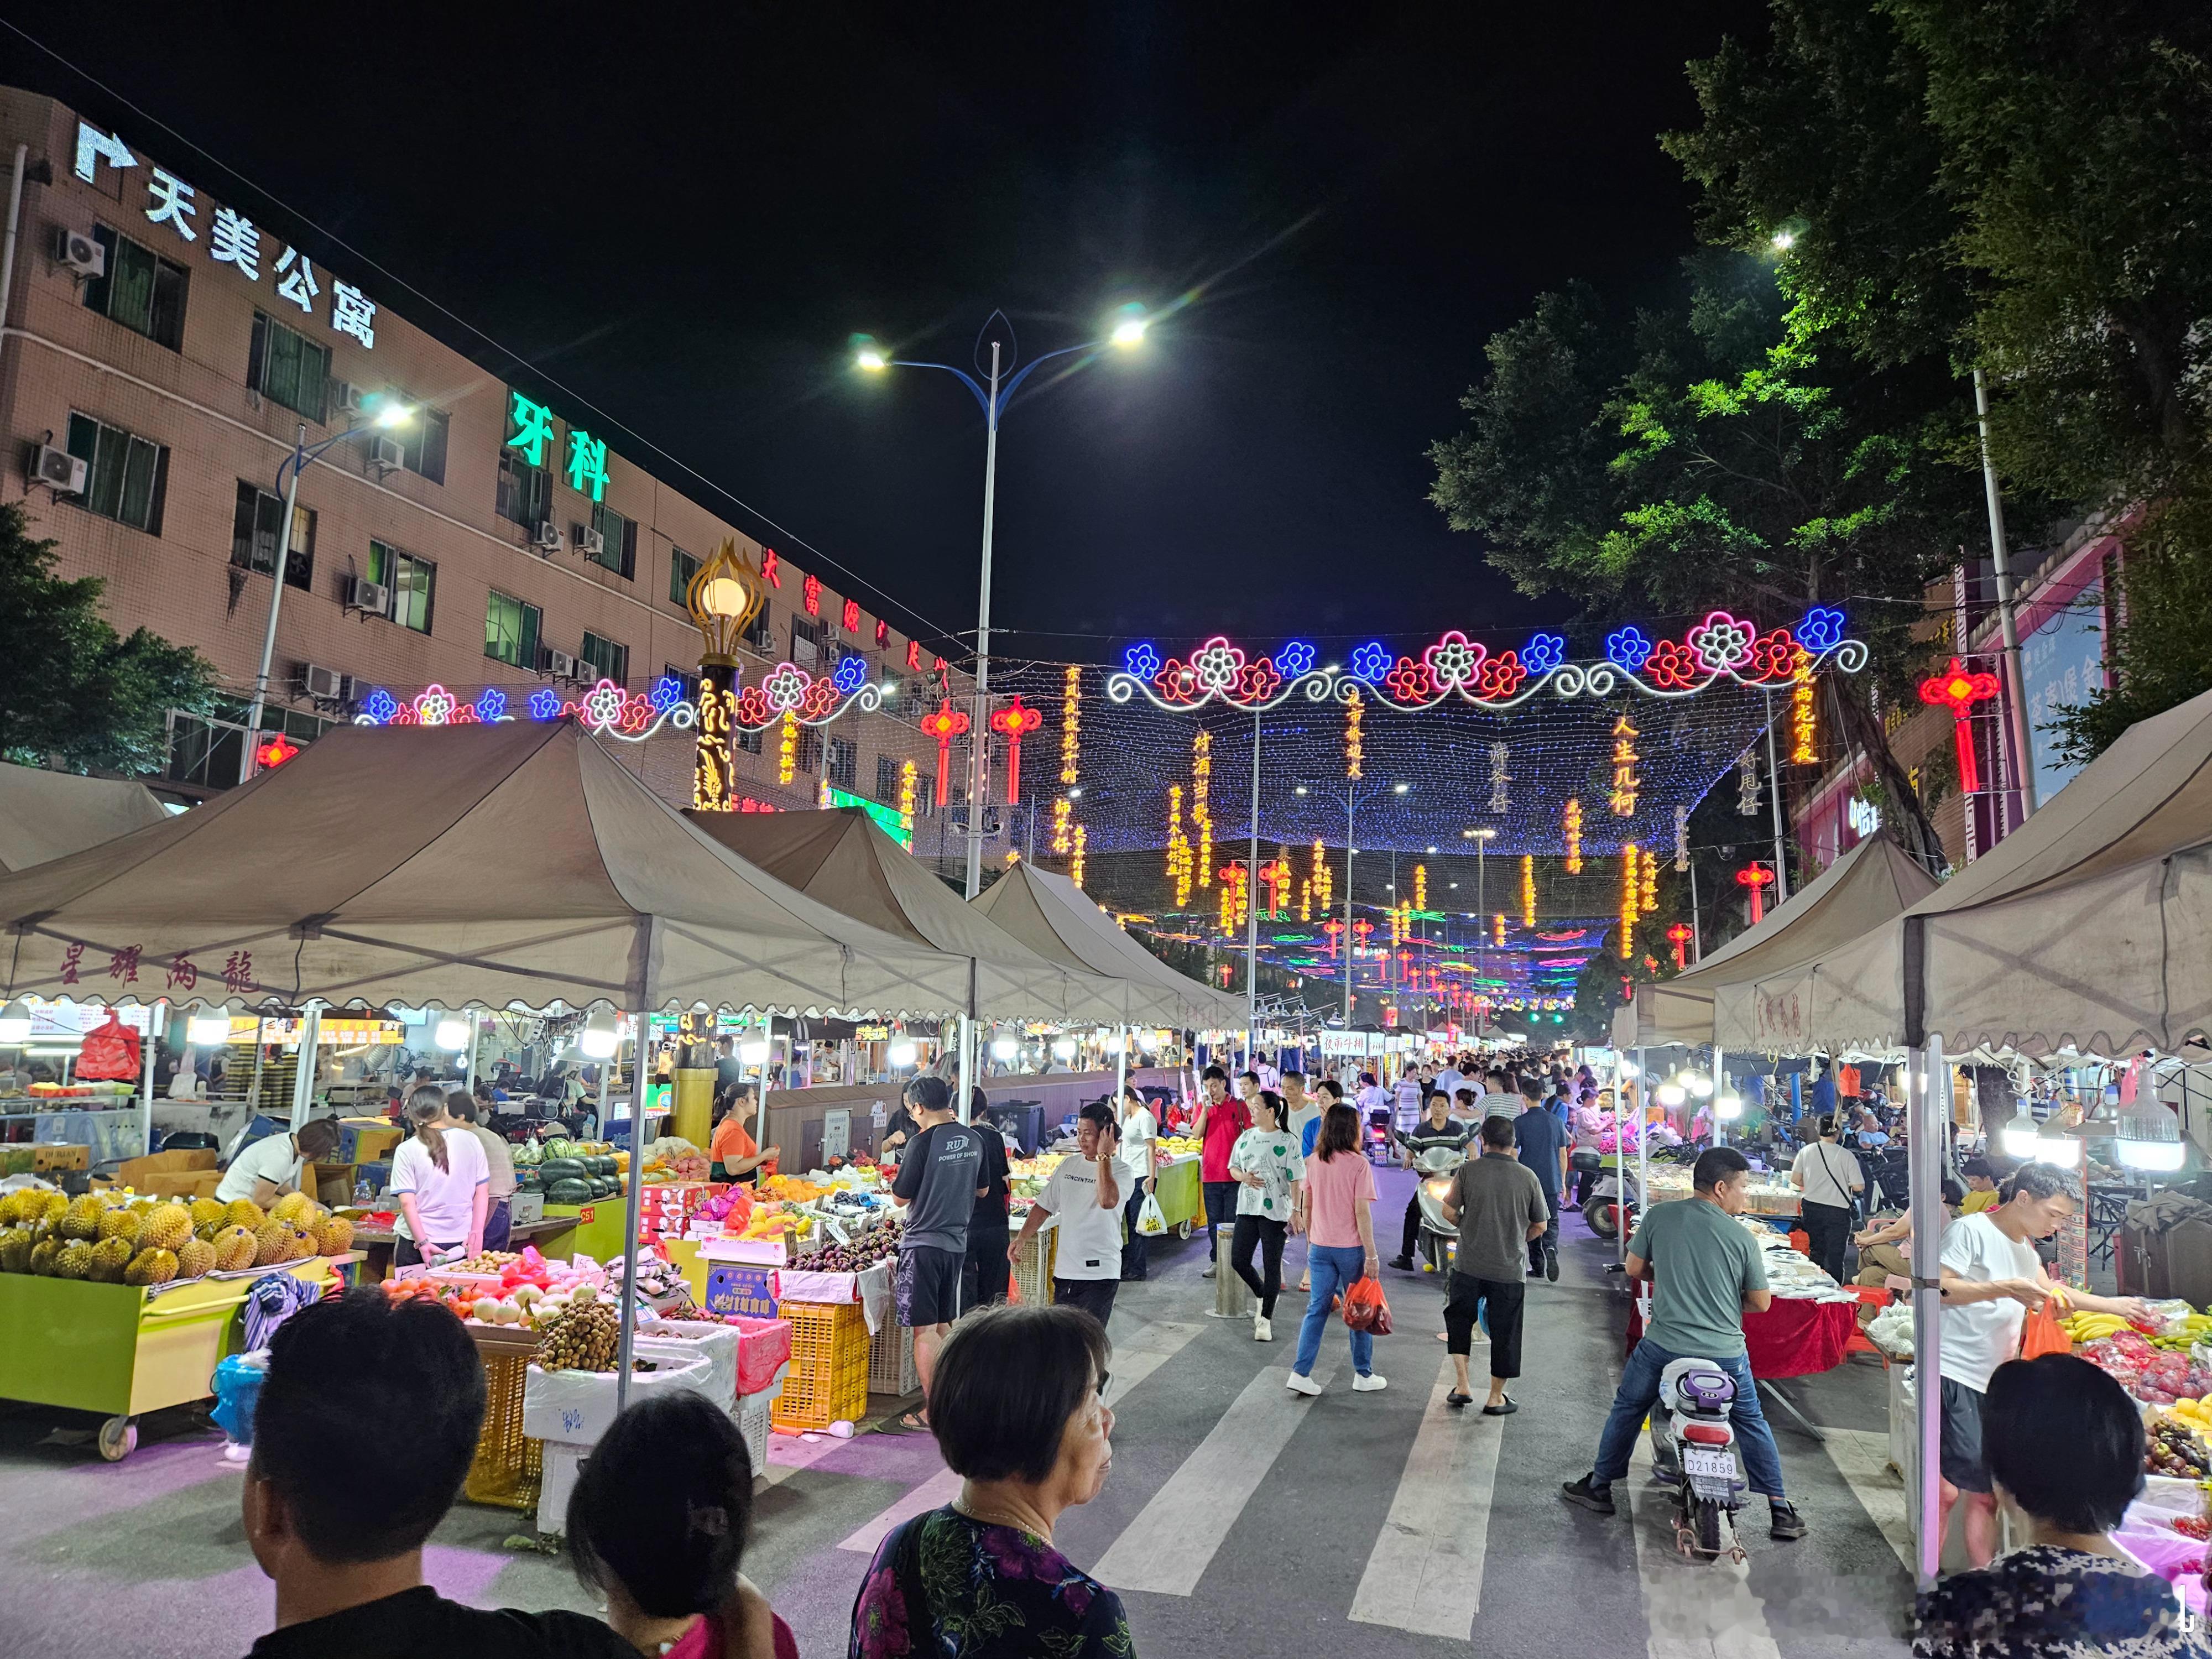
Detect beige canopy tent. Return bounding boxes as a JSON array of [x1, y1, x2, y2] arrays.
[[1610, 833, 1938, 1054], [0, 761, 170, 873], [684, 806, 1127, 1022], [1747, 681, 2212, 1057], [0, 721, 970, 1018], [971, 860, 1246, 1030]]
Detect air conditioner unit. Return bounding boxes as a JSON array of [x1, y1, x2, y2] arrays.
[[575, 524, 606, 558], [532, 521, 566, 556], [371, 435, 405, 471], [302, 663, 353, 702], [540, 646, 578, 680], [31, 444, 87, 495], [346, 575, 392, 616], [54, 227, 103, 279], [330, 379, 369, 416]]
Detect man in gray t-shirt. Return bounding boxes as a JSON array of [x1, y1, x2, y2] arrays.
[[889, 1077, 984, 1432], [1437, 1116, 1550, 1413], [1561, 1148, 1806, 1541]]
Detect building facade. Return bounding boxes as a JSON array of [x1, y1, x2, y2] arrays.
[[0, 88, 1004, 870]]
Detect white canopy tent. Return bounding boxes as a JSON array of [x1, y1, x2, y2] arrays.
[[684, 806, 1126, 1022], [0, 761, 171, 873], [971, 860, 1246, 1032]]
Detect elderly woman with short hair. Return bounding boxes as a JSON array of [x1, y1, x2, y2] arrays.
[[848, 1304, 1133, 1658]]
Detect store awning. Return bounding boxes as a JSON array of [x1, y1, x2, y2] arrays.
[[0, 761, 171, 873], [1610, 833, 1937, 1053], [683, 806, 1128, 1022], [1728, 684, 2212, 1056], [970, 860, 1247, 1030], [0, 721, 971, 1018]]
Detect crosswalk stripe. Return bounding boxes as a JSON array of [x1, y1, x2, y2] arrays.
[[834, 1313, 1207, 1555], [1091, 1359, 1337, 1595], [1347, 1354, 1503, 1640], [1822, 1426, 1913, 1574], [1623, 1437, 1782, 1659]]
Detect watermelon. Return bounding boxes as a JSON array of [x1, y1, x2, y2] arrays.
[[545, 1179, 592, 1204], [588, 1155, 615, 1177], [538, 1158, 588, 1183], [544, 1137, 575, 1160]]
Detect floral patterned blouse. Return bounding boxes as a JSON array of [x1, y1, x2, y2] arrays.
[[1912, 1545, 2208, 1658], [849, 1505, 1134, 1659]]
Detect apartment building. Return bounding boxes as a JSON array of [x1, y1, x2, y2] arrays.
[[0, 87, 1001, 867]]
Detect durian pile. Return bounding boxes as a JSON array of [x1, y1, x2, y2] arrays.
[[534, 1297, 621, 1371], [0, 1186, 356, 1286]]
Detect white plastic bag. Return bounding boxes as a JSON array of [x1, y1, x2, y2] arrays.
[[1136, 1193, 1168, 1237]]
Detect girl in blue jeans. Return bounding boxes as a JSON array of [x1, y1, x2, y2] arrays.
[[1286, 1103, 1386, 1395]]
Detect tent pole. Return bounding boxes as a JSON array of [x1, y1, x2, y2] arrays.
[[289, 1004, 321, 1129], [616, 1014, 649, 1411], [957, 1014, 974, 1126], [141, 1001, 163, 1157], [1114, 1022, 1128, 1103], [1910, 1035, 1948, 1590], [1713, 1044, 1726, 1149]]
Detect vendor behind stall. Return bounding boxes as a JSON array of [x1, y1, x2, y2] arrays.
[[708, 1085, 778, 1183], [216, 1118, 341, 1207]]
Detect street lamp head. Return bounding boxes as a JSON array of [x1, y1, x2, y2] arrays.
[[1393, 782, 1409, 795], [372, 399, 415, 429], [1108, 303, 1149, 348], [856, 349, 887, 372], [685, 537, 768, 658], [851, 332, 889, 372]]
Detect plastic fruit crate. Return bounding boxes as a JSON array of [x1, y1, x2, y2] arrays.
[[769, 1300, 869, 1431], [869, 1318, 919, 1396], [463, 1325, 542, 1510], [1010, 1225, 1056, 1307]]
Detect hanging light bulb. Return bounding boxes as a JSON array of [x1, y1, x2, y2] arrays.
[[579, 1006, 620, 1060], [2000, 1103, 2042, 1160], [739, 1038, 771, 1065], [1657, 1078, 1688, 1108], [186, 1008, 232, 1046], [0, 999, 34, 1045], [888, 1040, 919, 1068], [991, 1037, 1020, 1062], [1052, 1037, 1078, 1060], [432, 1005, 471, 1052], [2115, 1095, 2185, 1171], [1686, 1072, 1714, 1098], [1714, 1093, 1744, 1120]]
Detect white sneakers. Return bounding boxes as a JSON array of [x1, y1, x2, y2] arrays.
[[1254, 1313, 1273, 1342], [1286, 1370, 1388, 1395]]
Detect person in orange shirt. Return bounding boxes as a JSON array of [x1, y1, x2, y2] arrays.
[[709, 1086, 779, 1183]]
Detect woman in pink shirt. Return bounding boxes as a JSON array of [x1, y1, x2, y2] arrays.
[[1286, 1102, 1384, 1397]]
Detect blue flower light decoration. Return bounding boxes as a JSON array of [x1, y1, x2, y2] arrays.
[[1796, 606, 1846, 654], [361, 687, 398, 725], [475, 687, 508, 723], [1123, 642, 1161, 681], [1276, 640, 1317, 679], [1349, 641, 1391, 684], [832, 654, 868, 696], [528, 688, 562, 721], [649, 676, 682, 712], [1522, 632, 1567, 675], [1605, 626, 1654, 672]]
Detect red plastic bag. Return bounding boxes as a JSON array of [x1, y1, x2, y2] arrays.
[[2021, 1287, 2072, 1360], [75, 1011, 142, 1082], [1342, 1274, 1392, 1336]]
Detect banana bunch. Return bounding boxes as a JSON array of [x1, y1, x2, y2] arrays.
[[2152, 1313, 2212, 1351], [2062, 1311, 2135, 1342]]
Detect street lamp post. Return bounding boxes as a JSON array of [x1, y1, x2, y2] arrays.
[[855, 311, 1150, 900], [239, 403, 415, 783], [684, 539, 770, 811]]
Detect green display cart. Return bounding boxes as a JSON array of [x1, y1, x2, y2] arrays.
[[0, 1254, 343, 1460], [1151, 1153, 1202, 1236], [538, 1199, 630, 1264]]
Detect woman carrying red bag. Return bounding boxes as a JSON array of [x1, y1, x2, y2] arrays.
[[1287, 1102, 1387, 1397]]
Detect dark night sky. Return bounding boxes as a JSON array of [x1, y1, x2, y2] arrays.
[[10, 2, 1770, 663]]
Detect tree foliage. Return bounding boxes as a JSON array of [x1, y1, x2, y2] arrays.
[[0, 503, 215, 774]]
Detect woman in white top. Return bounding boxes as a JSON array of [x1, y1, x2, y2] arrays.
[[391, 1086, 489, 1267], [215, 1118, 341, 1207], [1790, 1113, 1864, 1284], [1227, 1091, 1304, 1342], [1117, 1084, 1160, 1281]]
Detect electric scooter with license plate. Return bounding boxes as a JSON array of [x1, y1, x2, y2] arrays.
[[1647, 1355, 1747, 1561]]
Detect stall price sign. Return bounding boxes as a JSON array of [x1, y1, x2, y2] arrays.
[[821, 1107, 851, 1161]]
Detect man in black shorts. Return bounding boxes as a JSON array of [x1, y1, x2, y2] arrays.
[[889, 1076, 983, 1432]]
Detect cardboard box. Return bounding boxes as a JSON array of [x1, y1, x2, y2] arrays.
[[32, 1144, 90, 1172], [114, 1147, 220, 1199], [314, 1162, 356, 1206], [704, 1264, 779, 1318], [335, 1120, 403, 1164]]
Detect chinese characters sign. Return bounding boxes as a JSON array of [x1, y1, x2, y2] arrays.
[[77, 120, 376, 350]]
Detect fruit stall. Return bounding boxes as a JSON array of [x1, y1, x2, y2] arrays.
[[0, 1188, 358, 1458]]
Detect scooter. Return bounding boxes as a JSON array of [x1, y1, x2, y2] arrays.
[[1365, 1109, 1395, 1165], [1647, 1356, 1749, 1561], [1584, 1164, 1641, 1241], [1409, 1144, 1464, 1272]]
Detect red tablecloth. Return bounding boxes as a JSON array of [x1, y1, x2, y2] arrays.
[[1625, 1295, 1858, 1379]]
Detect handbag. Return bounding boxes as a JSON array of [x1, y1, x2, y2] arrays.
[[1135, 1192, 1168, 1237], [1341, 1273, 1392, 1336]]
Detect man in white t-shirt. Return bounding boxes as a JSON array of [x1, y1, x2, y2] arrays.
[[1116, 1087, 1159, 1281], [1010, 1101, 1128, 1327], [216, 1118, 341, 1206], [1935, 1161, 2150, 1567]]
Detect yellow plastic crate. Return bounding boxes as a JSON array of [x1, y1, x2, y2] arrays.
[[770, 1300, 870, 1431], [463, 1327, 542, 1510]]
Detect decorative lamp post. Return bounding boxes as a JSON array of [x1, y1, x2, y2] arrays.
[[1736, 862, 1776, 925], [685, 538, 768, 812], [1917, 656, 2001, 798], [1666, 921, 1694, 971]]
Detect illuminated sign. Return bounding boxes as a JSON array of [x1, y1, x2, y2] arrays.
[[825, 787, 912, 849]]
